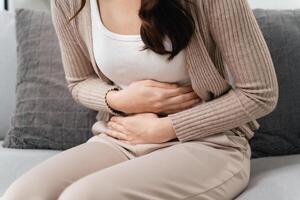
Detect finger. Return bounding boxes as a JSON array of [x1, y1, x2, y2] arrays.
[[163, 85, 194, 98], [163, 98, 201, 114], [107, 121, 128, 135], [161, 92, 199, 109], [110, 116, 125, 124], [165, 101, 200, 114], [143, 80, 179, 89], [105, 129, 128, 140]]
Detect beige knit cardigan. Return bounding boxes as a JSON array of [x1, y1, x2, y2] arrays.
[[51, 0, 279, 143]]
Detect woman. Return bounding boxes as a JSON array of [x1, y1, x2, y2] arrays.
[[3, 0, 278, 199]]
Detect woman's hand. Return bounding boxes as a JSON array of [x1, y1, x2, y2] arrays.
[[106, 80, 202, 115], [104, 113, 176, 145]]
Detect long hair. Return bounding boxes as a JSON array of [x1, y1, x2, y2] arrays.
[[68, 0, 196, 61]]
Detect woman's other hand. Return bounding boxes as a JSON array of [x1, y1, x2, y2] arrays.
[[104, 113, 176, 144], [106, 79, 202, 115]]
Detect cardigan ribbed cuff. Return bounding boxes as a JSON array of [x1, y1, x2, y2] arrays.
[[167, 89, 254, 143], [70, 77, 122, 114]]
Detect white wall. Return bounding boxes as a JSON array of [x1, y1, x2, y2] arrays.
[[248, 0, 300, 9], [0, 0, 7, 11]]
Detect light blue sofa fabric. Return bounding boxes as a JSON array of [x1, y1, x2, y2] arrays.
[[0, 141, 60, 195]]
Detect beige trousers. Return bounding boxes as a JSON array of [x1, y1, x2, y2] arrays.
[[3, 130, 251, 200]]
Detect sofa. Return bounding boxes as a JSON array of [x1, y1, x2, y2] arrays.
[[1, 0, 300, 199]]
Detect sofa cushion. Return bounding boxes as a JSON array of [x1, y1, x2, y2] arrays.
[[236, 154, 300, 200], [8, 0, 50, 11], [249, 9, 300, 158], [0, 141, 60, 196], [3, 9, 97, 150], [0, 11, 17, 140]]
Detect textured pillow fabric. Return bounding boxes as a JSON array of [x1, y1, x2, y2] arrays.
[[9, 0, 50, 11], [250, 9, 300, 158], [0, 11, 17, 140], [3, 9, 97, 150]]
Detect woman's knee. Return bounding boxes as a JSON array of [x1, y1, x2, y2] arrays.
[[2, 163, 66, 200], [2, 176, 56, 200], [58, 181, 91, 200], [58, 178, 119, 200]]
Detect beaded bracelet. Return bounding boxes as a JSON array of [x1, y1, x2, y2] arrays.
[[104, 86, 128, 117]]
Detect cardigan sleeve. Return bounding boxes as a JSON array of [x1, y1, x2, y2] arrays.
[[51, 0, 120, 114], [167, 0, 279, 143]]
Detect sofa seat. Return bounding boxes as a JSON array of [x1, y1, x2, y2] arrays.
[[236, 153, 300, 200], [0, 141, 60, 196], [1, 140, 300, 199]]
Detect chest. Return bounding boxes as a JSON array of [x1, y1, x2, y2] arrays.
[[75, 0, 231, 102], [91, 0, 191, 89], [92, 35, 191, 88], [97, 0, 141, 35]]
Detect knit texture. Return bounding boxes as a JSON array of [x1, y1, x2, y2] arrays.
[[50, 0, 279, 143]]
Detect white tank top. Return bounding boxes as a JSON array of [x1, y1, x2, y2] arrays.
[[90, 0, 191, 89]]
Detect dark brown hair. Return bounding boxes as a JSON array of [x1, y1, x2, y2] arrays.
[[69, 0, 196, 61]]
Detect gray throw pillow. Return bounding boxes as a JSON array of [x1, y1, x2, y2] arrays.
[[250, 9, 300, 158], [3, 9, 97, 150]]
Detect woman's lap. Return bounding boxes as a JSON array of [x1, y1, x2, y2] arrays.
[[3, 131, 251, 200], [2, 141, 129, 200], [59, 131, 251, 200]]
